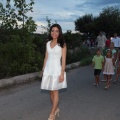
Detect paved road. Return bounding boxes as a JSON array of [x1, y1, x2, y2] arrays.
[[0, 65, 120, 120]]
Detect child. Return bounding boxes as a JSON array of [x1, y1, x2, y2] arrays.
[[114, 50, 120, 83], [92, 48, 104, 87], [103, 37, 111, 57], [103, 50, 115, 89], [102, 42, 117, 82]]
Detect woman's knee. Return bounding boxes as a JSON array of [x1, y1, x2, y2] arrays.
[[52, 90, 59, 95]]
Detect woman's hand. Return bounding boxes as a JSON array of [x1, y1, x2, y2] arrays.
[[39, 70, 44, 78], [59, 74, 64, 83]]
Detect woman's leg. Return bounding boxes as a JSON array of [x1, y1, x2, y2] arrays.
[[50, 91, 54, 104], [50, 90, 59, 115]]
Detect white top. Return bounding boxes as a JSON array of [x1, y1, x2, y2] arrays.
[[41, 41, 67, 90], [96, 35, 107, 47], [111, 37, 120, 47], [43, 41, 62, 76]]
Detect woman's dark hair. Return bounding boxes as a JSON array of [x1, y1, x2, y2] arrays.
[[48, 24, 65, 48]]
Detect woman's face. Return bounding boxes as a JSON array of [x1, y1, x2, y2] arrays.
[[51, 27, 59, 39]]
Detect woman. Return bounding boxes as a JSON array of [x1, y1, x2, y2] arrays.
[[41, 24, 67, 120]]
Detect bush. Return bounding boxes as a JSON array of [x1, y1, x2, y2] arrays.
[[66, 46, 90, 64], [0, 35, 43, 79], [80, 57, 92, 66]]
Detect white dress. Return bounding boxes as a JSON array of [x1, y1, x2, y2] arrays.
[[103, 57, 114, 75], [41, 41, 67, 90]]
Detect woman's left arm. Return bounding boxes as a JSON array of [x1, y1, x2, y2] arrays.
[[59, 44, 67, 82]]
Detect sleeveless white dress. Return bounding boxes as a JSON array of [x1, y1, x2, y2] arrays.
[[103, 57, 114, 75], [41, 41, 67, 90]]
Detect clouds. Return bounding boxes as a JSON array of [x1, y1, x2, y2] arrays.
[[1, 0, 120, 33], [32, 0, 120, 33]]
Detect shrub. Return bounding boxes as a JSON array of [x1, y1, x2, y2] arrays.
[[66, 46, 90, 64], [0, 35, 43, 79], [80, 57, 92, 66]]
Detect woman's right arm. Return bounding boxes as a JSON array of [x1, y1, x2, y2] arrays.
[[42, 44, 48, 71]]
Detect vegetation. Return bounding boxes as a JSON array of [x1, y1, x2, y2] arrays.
[[0, 2, 120, 79], [75, 6, 120, 37], [80, 57, 92, 66], [0, 0, 39, 78]]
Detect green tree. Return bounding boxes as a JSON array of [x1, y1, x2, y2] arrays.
[[0, 1, 17, 30], [74, 6, 120, 37], [0, 0, 41, 79], [74, 14, 95, 34], [95, 6, 120, 36], [0, 0, 37, 38], [41, 16, 57, 34]]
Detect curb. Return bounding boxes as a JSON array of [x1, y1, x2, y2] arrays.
[[0, 62, 80, 89]]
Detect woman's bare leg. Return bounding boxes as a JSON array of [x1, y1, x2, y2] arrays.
[[50, 91, 54, 104], [50, 90, 59, 115]]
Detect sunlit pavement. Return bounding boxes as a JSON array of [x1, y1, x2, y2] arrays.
[[0, 65, 120, 120]]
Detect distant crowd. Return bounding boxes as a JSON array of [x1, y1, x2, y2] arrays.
[[83, 32, 120, 48], [92, 32, 120, 90]]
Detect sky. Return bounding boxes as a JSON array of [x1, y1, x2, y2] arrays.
[[1, 0, 120, 33]]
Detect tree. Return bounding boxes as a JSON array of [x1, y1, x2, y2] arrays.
[[41, 16, 57, 34], [14, 0, 37, 44], [95, 6, 120, 36], [74, 6, 120, 37], [0, 0, 37, 43], [0, 0, 39, 78], [74, 14, 95, 34], [0, 1, 18, 30]]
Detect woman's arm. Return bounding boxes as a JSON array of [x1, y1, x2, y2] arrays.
[[42, 44, 48, 71], [59, 44, 67, 82], [61, 44, 67, 73]]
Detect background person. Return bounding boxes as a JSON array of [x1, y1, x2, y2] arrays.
[[96, 31, 107, 52], [114, 50, 120, 84], [102, 42, 117, 82], [103, 50, 115, 89], [111, 33, 120, 51], [92, 48, 104, 87]]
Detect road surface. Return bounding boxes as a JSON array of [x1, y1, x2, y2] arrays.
[[0, 65, 120, 120]]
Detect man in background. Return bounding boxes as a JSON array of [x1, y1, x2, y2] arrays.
[[96, 31, 107, 52], [111, 33, 120, 51]]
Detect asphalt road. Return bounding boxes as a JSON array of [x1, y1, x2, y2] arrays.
[[0, 65, 120, 120]]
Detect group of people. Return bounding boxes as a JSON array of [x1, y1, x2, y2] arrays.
[[92, 32, 120, 89], [40, 24, 120, 120], [84, 39, 96, 47]]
